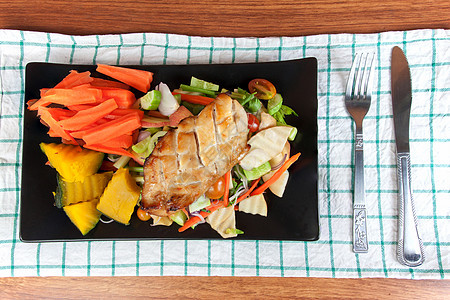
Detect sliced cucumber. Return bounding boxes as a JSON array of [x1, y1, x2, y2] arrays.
[[132, 130, 167, 156], [190, 77, 220, 92], [267, 93, 283, 115], [170, 210, 187, 226], [243, 161, 271, 181], [140, 90, 161, 110], [189, 195, 211, 212], [287, 126, 298, 141]]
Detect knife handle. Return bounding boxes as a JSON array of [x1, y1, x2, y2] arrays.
[[397, 153, 425, 267]]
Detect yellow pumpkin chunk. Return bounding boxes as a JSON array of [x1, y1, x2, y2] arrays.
[[40, 143, 104, 182], [96, 168, 141, 225], [63, 199, 101, 235], [55, 172, 113, 208]]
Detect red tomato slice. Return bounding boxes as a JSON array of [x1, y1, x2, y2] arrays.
[[248, 79, 276, 100], [247, 113, 260, 133]]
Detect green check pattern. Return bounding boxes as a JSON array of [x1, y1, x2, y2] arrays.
[[0, 29, 448, 278]]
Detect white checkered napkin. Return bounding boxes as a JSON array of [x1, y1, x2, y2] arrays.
[[0, 29, 448, 278]]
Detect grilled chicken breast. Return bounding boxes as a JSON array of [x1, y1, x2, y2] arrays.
[[141, 94, 249, 216]]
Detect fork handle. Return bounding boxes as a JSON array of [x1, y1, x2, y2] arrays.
[[353, 132, 368, 253]]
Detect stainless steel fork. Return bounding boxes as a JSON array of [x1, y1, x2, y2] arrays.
[[345, 53, 374, 253]]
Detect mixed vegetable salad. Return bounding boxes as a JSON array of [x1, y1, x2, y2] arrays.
[[29, 64, 300, 238]]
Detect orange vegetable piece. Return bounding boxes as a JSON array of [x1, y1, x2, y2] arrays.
[[104, 108, 144, 120], [38, 107, 76, 143], [96, 64, 153, 93], [29, 88, 101, 110], [101, 134, 133, 149], [83, 144, 134, 158], [58, 99, 118, 131], [82, 112, 141, 146], [250, 152, 301, 196], [173, 93, 215, 105], [54, 70, 93, 89], [90, 77, 130, 90], [100, 88, 136, 109]]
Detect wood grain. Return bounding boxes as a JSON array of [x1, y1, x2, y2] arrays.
[[0, 0, 448, 37], [0, 0, 449, 298], [0, 276, 450, 299]]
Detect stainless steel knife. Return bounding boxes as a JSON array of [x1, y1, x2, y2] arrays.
[[391, 46, 425, 267]]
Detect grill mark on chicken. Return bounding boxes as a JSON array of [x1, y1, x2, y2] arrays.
[[212, 103, 222, 145], [174, 128, 181, 173], [141, 95, 249, 216], [192, 117, 205, 167]]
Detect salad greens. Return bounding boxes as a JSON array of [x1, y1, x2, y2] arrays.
[[127, 75, 299, 238]]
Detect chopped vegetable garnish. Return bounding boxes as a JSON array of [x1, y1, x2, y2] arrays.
[[32, 70, 300, 239]]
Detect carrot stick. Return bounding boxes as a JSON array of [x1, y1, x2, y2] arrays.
[[96, 64, 153, 93], [173, 92, 215, 105], [90, 77, 130, 90], [101, 88, 136, 109], [235, 179, 260, 205], [83, 144, 134, 158], [38, 107, 76, 143], [41, 107, 77, 121], [105, 108, 144, 120], [82, 112, 141, 145], [178, 204, 224, 232], [40, 89, 50, 97], [67, 104, 96, 111], [69, 118, 111, 139], [54, 70, 93, 89], [250, 152, 301, 196], [29, 88, 101, 110], [223, 170, 231, 207], [58, 98, 118, 131], [101, 134, 133, 148]]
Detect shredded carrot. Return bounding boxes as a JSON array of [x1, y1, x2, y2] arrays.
[[172, 92, 214, 105], [178, 204, 224, 232], [250, 152, 301, 196], [223, 170, 231, 207], [96, 64, 153, 93], [58, 98, 118, 131], [235, 179, 260, 205]]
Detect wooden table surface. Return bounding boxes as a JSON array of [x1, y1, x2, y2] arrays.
[[0, 0, 449, 299]]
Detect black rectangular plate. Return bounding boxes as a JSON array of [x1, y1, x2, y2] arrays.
[[20, 58, 318, 242]]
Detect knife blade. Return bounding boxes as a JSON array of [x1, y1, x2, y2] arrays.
[[391, 46, 425, 267]]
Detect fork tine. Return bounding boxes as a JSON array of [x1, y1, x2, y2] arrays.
[[361, 53, 375, 99], [346, 53, 361, 100], [354, 54, 365, 100]]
